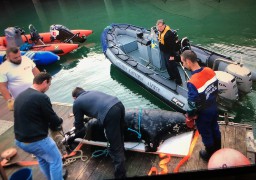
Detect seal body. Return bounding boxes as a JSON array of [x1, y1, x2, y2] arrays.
[[83, 109, 191, 152]]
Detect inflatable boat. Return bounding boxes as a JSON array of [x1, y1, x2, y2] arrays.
[[0, 36, 78, 56], [24, 24, 93, 44], [0, 24, 88, 56], [101, 24, 253, 112], [0, 50, 60, 66]]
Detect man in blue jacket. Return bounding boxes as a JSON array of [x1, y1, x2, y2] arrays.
[[180, 50, 221, 161], [71, 87, 126, 179]]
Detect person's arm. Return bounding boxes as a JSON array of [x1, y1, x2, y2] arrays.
[[0, 82, 12, 101], [32, 67, 40, 76], [187, 82, 200, 117], [0, 82, 14, 110], [41, 95, 63, 130], [73, 103, 86, 130], [165, 30, 176, 59]]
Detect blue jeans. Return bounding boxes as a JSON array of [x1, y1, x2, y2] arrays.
[[16, 137, 63, 180]]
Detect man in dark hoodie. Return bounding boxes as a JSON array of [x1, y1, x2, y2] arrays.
[[71, 87, 126, 179]]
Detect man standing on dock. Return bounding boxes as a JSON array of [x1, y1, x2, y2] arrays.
[[0, 46, 40, 111], [71, 87, 126, 179], [180, 50, 221, 161], [14, 72, 65, 180]]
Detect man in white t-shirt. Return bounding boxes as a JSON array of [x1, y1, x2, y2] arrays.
[[0, 47, 40, 110]]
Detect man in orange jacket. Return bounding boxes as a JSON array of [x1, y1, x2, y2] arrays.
[[180, 50, 221, 161]]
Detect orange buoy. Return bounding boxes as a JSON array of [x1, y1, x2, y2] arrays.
[[208, 148, 251, 169]]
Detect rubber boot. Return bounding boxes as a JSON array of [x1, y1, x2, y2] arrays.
[[199, 146, 215, 162]]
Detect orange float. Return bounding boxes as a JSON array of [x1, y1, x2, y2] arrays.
[[208, 148, 251, 169]]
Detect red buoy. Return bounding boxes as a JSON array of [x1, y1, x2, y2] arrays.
[[208, 148, 251, 169]]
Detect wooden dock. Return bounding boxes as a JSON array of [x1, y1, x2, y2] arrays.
[[0, 96, 256, 180]]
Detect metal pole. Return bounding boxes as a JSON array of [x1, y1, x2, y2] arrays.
[[179, 62, 190, 81]]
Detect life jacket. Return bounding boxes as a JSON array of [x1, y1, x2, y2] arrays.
[[158, 25, 171, 45]]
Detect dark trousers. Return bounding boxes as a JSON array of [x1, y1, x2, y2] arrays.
[[195, 108, 221, 148], [162, 52, 182, 84], [104, 102, 126, 179]]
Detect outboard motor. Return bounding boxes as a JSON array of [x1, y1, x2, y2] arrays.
[[225, 64, 252, 93], [215, 71, 239, 107], [211, 58, 252, 94], [29, 24, 43, 43], [50, 24, 86, 43], [180, 37, 191, 52], [4, 27, 24, 47]]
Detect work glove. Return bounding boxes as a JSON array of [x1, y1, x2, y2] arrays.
[[185, 114, 198, 129], [7, 99, 14, 111]]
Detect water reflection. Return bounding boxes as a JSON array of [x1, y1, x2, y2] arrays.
[[59, 46, 90, 69], [31, 0, 48, 29]]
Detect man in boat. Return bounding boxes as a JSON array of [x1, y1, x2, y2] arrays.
[[71, 87, 126, 179], [180, 50, 221, 161], [0, 46, 40, 111], [14, 72, 65, 180], [156, 19, 182, 85]]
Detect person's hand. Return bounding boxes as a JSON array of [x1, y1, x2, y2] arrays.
[[169, 56, 175, 61], [7, 99, 14, 111], [185, 114, 198, 129]]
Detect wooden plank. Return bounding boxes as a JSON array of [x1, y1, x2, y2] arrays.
[[76, 156, 104, 180], [222, 124, 236, 149], [218, 121, 252, 129], [184, 135, 207, 171], [1, 97, 255, 178], [0, 97, 13, 122], [235, 126, 247, 155], [87, 156, 114, 179], [136, 153, 158, 176], [246, 152, 256, 164], [0, 127, 41, 178], [64, 145, 91, 180], [126, 151, 145, 177], [246, 130, 256, 153], [167, 156, 183, 173]]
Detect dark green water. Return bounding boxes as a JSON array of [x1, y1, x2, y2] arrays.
[[1, 0, 256, 134]]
